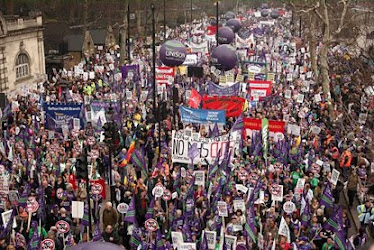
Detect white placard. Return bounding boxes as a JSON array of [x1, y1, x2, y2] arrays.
[[171, 232, 184, 249], [217, 201, 228, 217], [89, 72, 95, 80], [193, 171, 205, 186], [316, 160, 324, 166], [225, 235, 237, 250], [296, 94, 304, 104], [233, 199, 246, 212], [314, 94, 322, 103], [71, 201, 84, 219], [284, 89, 291, 99], [152, 186, 164, 198], [311, 126, 321, 135], [331, 169, 340, 186], [73, 118, 80, 129], [295, 178, 305, 195], [204, 230, 217, 250], [235, 184, 248, 194], [1, 210, 16, 228], [283, 201, 296, 214], [271, 184, 283, 201], [179, 243, 196, 250]]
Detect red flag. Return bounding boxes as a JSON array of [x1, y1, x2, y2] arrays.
[[188, 88, 202, 109], [68, 174, 77, 191]]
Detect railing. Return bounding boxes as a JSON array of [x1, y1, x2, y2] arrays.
[[6, 16, 42, 31]]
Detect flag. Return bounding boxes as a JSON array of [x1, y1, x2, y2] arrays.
[[27, 229, 40, 250], [81, 203, 90, 227], [200, 231, 209, 250], [145, 198, 156, 220], [278, 217, 291, 243], [320, 182, 334, 209], [156, 229, 165, 250], [334, 230, 348, 250], [188, 88, 202, 109], [324, 206, 343, 232], [130, 147, 148, 176], [261, 118, 269, 162], [173, 172, 181, 194], [301, 197, 311, 227], [183, 219, 192, 242], [92, 221, 103, 242], [0, 208, 15, 238], [37, 187, 46, 221], [18, 185, 30, 208], [231, 115, 244, 131], [208, 148, 221, 178], [209, 123, 220, 137], [129, 227, 142, 248], [244, 206, 257, 243], [124, 194, 137, 224], [126, 138, 137, 162]]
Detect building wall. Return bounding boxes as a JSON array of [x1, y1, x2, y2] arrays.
[[0, 15, 45, 94]]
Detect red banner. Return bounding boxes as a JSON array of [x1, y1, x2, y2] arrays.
[[244, 118, 285, 133], [188, 88, 202, 109], [202, 96, 245, 117], [248, 80, 272, 100], [206, 26, 218, 36], [156, 66, 175, 85]]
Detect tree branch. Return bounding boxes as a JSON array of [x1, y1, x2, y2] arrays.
[[314, 9, 327, 25], [334, 0, 348, 36]]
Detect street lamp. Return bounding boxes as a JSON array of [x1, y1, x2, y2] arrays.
[[164, 0, 166, 40], [215, 1, 219, 45]]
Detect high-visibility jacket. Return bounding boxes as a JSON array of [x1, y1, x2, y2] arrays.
[[339, 150, 352, 168], [330, 147, 340, 160]]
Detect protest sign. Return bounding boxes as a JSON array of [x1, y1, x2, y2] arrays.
[[225, 235, 237, 250], [171, 130, 240, 164], [217, 201, 228, 217], [44, 103, 83, 132], [271, 184, 283, 201], [156, 66, 175, 85], [248, 80, 272, 100], [1, 210, 16, 228], [207, 82, 241, 96], [295, 178, 305, 195], [204, 230, 216, 250], [233, 199, 246, 212], [179, 243, 197, 250], [171, 231, 184, 249], [71, 201, 84, 219], [180, 106, 226, 125], [283, 201, 296, 214], [331, 169, 340, 186], [193, 171, 205, 186]]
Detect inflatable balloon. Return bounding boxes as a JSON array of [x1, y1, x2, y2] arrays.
[[69, 242, 123, 250], [261, 9, 269, 17], [225, 11, 236, 20], [211, 45, 237, 71], [226, 19, 242, 33], [271, 10, 279, 19], [262, 3, 269, 9], [159, 40, 187, 66], [217, 27, 235, 44]]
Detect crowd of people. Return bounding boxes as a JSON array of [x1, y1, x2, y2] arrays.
[[0, 4, 373, 250]]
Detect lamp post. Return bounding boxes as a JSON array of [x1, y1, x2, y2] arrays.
[[152, 4, 156, 145], [127, 3, 131, 63], [190, 0, 193, 23], [215, 1, 219, 45], [164, 0, 166, 40]]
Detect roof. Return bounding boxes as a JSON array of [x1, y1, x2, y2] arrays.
[[63, 29, 107, 52]]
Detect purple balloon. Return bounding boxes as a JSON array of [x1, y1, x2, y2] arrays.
[[225, 11, 236, 20], [262, 3, 269, 9], [261, 9, 269, 17], [211, 45, 237, 71], [217, 27, 235, 44], [159, 40, 187, 66], [69, 242, 123, 250], [226, 19, 242, 33], [271, 10, 279, 19]]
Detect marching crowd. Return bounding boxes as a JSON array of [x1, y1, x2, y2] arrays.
[[0, 4, 373, 250]]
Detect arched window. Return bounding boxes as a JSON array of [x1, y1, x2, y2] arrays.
[[15, 53, 29, 79]]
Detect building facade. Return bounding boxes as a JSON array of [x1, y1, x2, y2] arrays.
[[0, 13, 45, 93]]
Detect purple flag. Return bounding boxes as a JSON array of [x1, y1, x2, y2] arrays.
[[124, 194, 137, 224], [320, 182, 334, 209]]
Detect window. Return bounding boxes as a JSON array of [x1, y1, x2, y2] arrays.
[[15, 53, 29, 79], [0, 47, 7, 91]]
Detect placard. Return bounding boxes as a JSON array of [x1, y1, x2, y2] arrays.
[[145, 218, 158, 232], [314, 94, 321, 103], [1, 210, 16, 228], [235, 184, 248, 194], [204, 230, 217, 250], [233, 199, 246, 212], [179, 243, 196, 250], [193, 171, 205, 186], [217, 201, 228, 217], [283, 201, 296, 214], [171, 231, 184, 249], [284, 90, 291, 99], [295, 178, 305, 195], [71, 201, 84, 219], [152, 186, 164, 198], [271, 184, 283, 201], [331, 169, 340, 186], [225, 235, 237, 250], [56, 220, 70, 234], [41, 239, 55, 250], [296, 94, 304, 103]]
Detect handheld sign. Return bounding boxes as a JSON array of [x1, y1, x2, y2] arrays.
[[91, 183, 103, 195], [117, 203, 129, 214], [238, 169, 248, 181], [26, 197, 39, 213], [152, 186, 164, 198], [269, 184, 282, 196], [283, 201, 296, 214], [41, 239, 55, 250], [145, 218, 158, 232], [162, 189, 172, 201], [56, 220, 70, 234]]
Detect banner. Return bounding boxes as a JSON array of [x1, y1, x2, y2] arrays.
[[183, 54, 198, 66], [44, 103, 83, 132], [171, 130, 240, 164], [207, 82, 240, 96], [202, 96, 245, 117], [248, 80, 272, 100], [236, 33, 254, 49], [180, 106, 225, 125], [121, 65, 140, 81], [187, 41, 208, 54], [244, 118, 285, 133], [187, 88, 202, 109], [90, 101, 120, 130], [243, 61, 267, 80], [156, 66, 175, 85], [261, 118, 269, 161]]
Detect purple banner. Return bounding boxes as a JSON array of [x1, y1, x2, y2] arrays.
[[207, 82, 241, 96], [121, 65, 140, 81], [90, 101, 120, 130]]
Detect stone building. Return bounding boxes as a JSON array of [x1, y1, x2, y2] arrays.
[[0, 12, 45, 93]]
